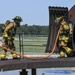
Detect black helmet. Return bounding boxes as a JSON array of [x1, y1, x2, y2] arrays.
[[13, 16, 23, 22]]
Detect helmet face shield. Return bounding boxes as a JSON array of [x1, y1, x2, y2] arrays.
[[17, 24, 20, 27], [14, 19, 20, 27]]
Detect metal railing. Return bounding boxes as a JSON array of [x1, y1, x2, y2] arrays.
[[18, 33, 47, 58]]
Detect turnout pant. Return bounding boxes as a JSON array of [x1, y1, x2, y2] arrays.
[[1, 37, 16, 55]]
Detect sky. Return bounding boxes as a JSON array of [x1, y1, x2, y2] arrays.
[[0, 0, 75, 25]]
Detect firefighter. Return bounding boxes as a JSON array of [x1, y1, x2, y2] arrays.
[[0, 16, 22, 59], [56, 16, 75, 57]]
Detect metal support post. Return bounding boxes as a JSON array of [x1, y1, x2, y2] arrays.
[[31, 69, 36, 75], [19, 33, 21, 58], [20, 69, 28, 75], [22, 33, 24, 56]]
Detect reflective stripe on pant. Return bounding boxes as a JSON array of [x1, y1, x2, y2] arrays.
[[63, 47, 71, 54], [60, 51, 65, 57]]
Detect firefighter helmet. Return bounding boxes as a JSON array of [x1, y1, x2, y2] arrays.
[[13, 16, 23, 22], [56, 16, 64, 21]]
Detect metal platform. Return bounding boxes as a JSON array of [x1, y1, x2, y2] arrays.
[[0, 57, 75, 71]]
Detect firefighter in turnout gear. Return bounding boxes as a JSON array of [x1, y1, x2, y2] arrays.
[[56, 16, 75, 57], [0, 16, 22, 59]]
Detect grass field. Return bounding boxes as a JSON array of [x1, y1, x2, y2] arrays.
[[0, 36, 48, 54], [15, 36, 48, 53]]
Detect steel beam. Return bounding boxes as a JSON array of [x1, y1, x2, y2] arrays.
[[20, 69, 28, 75], [32, 69, 36, 75], [0, 58, 75, 71]]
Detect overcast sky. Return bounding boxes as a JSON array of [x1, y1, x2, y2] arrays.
[[0, 0, 75, 25]]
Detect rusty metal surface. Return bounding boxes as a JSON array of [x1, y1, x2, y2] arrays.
[[69, 5, 75, 23], [45, 22, 59, 53], [72, 23, 75, 50], [68, 5, 75, 51], [0, 58, 75, 71]]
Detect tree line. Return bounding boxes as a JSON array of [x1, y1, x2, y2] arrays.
[[0, 24, 49, 36]]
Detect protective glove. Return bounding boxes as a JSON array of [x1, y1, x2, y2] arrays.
[[8, 37, 14, 40], [3, 34, 8, 38]]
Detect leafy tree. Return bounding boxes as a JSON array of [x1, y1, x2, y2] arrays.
[[0, 23, 49, 36]]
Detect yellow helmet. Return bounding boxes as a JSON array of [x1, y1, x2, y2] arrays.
[[56, 16, 64, 21], [13, 16, 23, 22]]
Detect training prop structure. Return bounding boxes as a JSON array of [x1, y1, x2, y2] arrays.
[[45, 5, 75, 53]]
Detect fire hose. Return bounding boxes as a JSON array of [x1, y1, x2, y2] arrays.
[[0, 24, 62, 60]]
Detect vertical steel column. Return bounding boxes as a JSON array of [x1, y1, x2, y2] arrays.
[[22, 33, 24, 56], [42, 73, 45, 75], [31, 69, 36, 75], [20, 69, 28, 75], [19, 33, 21, 58]]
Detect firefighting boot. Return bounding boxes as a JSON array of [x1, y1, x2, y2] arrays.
[[60, 51, 65, 58], [67, 51, 75, 57], [12, 53, 18, 59], [0, 54, 6, 60], [0, 50, 7, 60]]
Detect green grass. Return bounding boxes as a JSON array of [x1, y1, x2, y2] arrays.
[[0, 36, 48, 54], [0, 36, 47, 54]]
